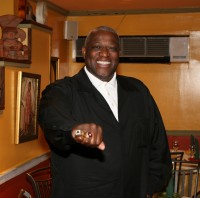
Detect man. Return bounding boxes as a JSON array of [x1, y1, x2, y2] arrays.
[[38, 26, 172, 198]]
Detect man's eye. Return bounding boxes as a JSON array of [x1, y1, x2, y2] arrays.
[[91, 46, 101, 50], [108, 46, 118, 51]]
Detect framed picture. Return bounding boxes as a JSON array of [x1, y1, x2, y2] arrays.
[[0, 67, 5, 110], [50, 56, 59, 83], [0, 19, 32, 64], [15, 71, 41, 144]]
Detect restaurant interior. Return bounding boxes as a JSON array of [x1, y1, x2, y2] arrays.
[[0, 0, 200, 197]]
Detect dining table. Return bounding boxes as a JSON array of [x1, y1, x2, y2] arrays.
[[153, 150, 200, 198]]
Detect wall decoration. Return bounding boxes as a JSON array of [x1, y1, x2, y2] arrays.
[[18, 0, 36, 21], [18, 0, 27, 20], [0, 14, 31, 64], [15, 71, 41, 144], [0, 67, 5, 110], [50, 56, 59, 83], [36, 0, 48, 25]]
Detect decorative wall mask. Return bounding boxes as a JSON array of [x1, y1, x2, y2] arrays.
[[0, 15, 30, 61]]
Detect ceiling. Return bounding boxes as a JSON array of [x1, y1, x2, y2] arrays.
[[45, 0, 200, 16]]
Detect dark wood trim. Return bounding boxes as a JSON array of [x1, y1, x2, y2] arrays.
[[19, 20, 53, 31], [166, 130, 200, 136]]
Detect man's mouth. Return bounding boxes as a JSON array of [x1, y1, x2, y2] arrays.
[[97, 61, 111, 65]]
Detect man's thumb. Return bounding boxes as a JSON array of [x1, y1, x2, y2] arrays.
[[98, 141, 105, 150]]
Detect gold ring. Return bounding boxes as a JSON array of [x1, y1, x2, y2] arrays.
[[75, 130, 82, 137], [75, 130, 92, 138]]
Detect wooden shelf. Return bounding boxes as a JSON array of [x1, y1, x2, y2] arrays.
[[0, 57, 31, 68], [18, 20, 53, 33]]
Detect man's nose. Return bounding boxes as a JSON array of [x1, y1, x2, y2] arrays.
[[99, 47, 109, 57]]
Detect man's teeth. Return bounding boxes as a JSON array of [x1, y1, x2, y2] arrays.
[[97, 61, 110, 64]]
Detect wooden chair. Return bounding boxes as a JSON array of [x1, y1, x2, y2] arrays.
[[156, 154, 199, 197], [18, 189, 32, 198], [170, 151, 184, 171], [170, 151, 184, 161], [172, 160, 200, 198], [26, 166, 52, 198]]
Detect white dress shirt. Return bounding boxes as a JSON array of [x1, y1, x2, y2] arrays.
[[84, 66, 118, 121]]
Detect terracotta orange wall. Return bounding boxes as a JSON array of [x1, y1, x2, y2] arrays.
[[64, 14, 200, 132], [0, 1, 51, 175], [0, 0, 15, 15], [46, 9, 68, 74]]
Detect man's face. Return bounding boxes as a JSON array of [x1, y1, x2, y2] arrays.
[[82, 30, 119, 82]]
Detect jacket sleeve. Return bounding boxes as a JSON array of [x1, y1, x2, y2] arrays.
[[38, 79, 78, 151], [147, 95, 172, 195]]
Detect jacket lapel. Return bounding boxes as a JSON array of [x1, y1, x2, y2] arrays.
[[75, 69, 133, 123], [75, 68, 111, 112], [117, 76, 129, 114]]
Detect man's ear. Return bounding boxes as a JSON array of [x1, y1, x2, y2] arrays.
[[82, 47, 86, 59]]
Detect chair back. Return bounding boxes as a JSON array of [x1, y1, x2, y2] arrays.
[[18, 189, 32, 198], [172, 160, 200, 198], [170, 151, 184, 177], [26, 166, 52, 198], [170, 151, 184, 161]]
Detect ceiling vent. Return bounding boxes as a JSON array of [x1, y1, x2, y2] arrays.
[[74, 35, 189, 63]]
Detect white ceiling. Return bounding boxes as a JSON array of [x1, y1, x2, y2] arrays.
[[45, 0, 200, 16]]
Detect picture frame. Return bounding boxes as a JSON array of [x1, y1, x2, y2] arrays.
[[50, 56, 59, 83], [0, 24, 32, 64], [15, 71, 41, 144], [0, 67, 5, 110]]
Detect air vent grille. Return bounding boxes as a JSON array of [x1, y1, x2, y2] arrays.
[[120, 37, 145, 56], [120, 36, 169, 57], [146, 37, 169, 56]]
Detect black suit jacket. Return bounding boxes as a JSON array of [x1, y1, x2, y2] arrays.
[[38, 68, 172, 198]]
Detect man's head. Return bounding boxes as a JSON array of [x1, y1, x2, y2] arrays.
[[82, 26, 120, 82]]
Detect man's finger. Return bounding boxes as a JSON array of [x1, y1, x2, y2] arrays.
[[97, 141, 105, 150]]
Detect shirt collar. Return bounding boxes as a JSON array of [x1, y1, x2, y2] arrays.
[[84, 66, 117, 88]]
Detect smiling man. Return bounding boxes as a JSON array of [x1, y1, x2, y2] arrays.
[[82, 27, 119, 82], [38, 26, 172, 198]]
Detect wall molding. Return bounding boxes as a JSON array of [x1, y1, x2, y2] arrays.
[[0, 153, 50, 185], [29, 0, 200, 16], [68, 8, 200, 16], [166, 130, 200, 136]]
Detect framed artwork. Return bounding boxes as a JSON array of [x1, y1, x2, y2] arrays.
[[15, 71, 41, 144], [0, 67, 5, 110], [50, 56, 59, 83], [0, 15, 32, 64]]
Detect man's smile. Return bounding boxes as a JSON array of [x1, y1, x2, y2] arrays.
[[97, 61, 111, 65]]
